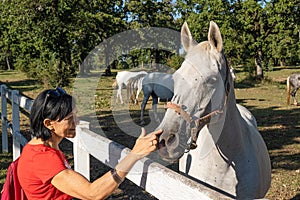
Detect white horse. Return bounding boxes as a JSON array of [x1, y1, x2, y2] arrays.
[[230, 66, 236, 82], [140, 72, 174, 125], [156, 21, 271, 199], [287, 73, 300, 105], [126, 73, 147, 104], [113, 71, 147, 104]]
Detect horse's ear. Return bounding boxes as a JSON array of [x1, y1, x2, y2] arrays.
[[181, 21, 197, 52], [208, 21, 223, 53]]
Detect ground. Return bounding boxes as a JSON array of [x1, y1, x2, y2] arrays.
[[0, 68, 300, 199]]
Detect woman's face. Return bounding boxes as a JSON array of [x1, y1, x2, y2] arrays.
[[51, 107, 79, 139]]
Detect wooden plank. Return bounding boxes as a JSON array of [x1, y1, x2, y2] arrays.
[[12, 90, 21, 160], [1, 85, 8, 152], [73, 121, 90, 180], [75, 125, 230, 200], [1, 86, 230, 199], [18, 95, 33, 112]]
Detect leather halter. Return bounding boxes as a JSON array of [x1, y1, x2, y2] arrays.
[[166, 61, 231, 152]]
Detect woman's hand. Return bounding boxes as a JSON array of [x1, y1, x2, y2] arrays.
[[113, 128, 163, 183], [131, 128, 163, 159]]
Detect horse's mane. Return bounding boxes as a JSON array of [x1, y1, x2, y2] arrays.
[[127, 73, 147, 103], [127, 73, 146, 88]]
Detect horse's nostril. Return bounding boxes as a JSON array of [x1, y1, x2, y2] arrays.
[[158, 139, 166, 149], [166, 134, 176, 146]]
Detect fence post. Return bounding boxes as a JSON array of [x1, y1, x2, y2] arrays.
[[1, 84, 8, 153], [12, 90, 21, 160], [74, 121, 90, 180]]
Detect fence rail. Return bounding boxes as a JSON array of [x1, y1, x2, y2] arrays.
[[0, 84, 229, 200]]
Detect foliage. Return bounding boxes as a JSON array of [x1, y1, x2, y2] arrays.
[[0, 0, 126, 86], [0, 0, 299, 85], [166, 54, 184, 70], [174, 0, 300, 78]]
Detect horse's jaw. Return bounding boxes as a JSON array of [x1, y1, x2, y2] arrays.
[[157, 133, 186, 163], [157, 146, 184, 163], [156, 115, 189, 163]]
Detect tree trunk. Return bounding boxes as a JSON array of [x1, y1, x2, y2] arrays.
[[255, 49, 263, 80], [256, 63, 263, 80], [104, 67, 112, 76], [280, 60, 284, 67], [79, 63, 84, 75], [6, 57, 11, 70]]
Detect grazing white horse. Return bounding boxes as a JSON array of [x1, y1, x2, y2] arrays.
[[113, 70, 147, 104], [230, 66, 236, 82], [287, 73, 300, 105], [156, 21, 271, 199], [126, 73, 147, 104]]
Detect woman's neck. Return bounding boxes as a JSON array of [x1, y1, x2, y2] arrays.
[[29, 137, 60, 150]]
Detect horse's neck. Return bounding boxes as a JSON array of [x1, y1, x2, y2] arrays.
[[210, 89, 243, 161]]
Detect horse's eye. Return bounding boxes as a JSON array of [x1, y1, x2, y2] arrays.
[[206, 77, 217, 85]]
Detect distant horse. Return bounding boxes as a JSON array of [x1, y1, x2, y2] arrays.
[[138, 72, 174, 125], [156, 21, 271, 199], [287, 73, 300, 105], [229, 66, 236, 82], [126, 73, 147, 104], [113, 71, 147, 104]]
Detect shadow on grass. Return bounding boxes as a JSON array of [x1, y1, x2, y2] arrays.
[[0, 135, 13, 190], [83, 100, 300, 173], [236, 99, 300, 171], [0, 79, 40, 93]]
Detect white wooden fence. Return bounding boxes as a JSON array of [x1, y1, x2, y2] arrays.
[[0, 84, 230, 200]]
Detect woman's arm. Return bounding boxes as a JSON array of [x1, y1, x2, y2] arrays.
[[51, 128, 162, 200]]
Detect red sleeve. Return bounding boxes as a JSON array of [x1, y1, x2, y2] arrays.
[[33, 150, 67, 184]]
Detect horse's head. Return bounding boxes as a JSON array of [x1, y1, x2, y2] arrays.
[[157, 21, 232, 163]]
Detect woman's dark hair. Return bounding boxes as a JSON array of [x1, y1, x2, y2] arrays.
[[30, 88, 76, 141]]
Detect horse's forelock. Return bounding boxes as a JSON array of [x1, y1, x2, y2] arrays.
[[200, 41, 211, 51]]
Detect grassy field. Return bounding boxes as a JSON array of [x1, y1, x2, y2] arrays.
[[0, 67, 300, 199], [234, 67, 300, 200]]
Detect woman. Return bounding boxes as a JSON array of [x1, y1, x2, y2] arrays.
[[17, 87, 162, 200]]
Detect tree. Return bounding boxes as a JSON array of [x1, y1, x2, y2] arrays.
[[175, 0, 300, 79], [1, 0, 299, 84], [264, 0, 300, 67], [233, 0, 269, 79], [174, 0, 241, 66], [122, 0, 177, 69], [0, 0, 127, 86]]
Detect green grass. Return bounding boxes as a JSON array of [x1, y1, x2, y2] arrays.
[[234, 67, 300, 200], [0, 68, 300, 199], [0, 70, 42, 97]]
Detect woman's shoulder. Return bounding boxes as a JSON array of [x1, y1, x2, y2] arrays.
[[20, 144, 67, 170], [22, 143, 62, 159]]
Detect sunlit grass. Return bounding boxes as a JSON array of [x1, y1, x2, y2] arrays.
[[0, 68, 299, 199]]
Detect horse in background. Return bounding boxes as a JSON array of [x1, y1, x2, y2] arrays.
[[126, 72, 174, 124], [126, 73, 147, 104], [156, 21, 271, 199], [138, 72, 174, 125], [230, 66, 236, 82], [287, 73, 300, 105], [113, 70, 148, 104]]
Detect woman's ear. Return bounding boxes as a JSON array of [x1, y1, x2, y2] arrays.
[[43, 118, 54, 130]]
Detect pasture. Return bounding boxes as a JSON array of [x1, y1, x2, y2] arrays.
[[0, 67, 299, 199]]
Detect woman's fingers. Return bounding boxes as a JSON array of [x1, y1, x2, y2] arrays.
[[139, 127, 147, 138], [152, 129, 163, 136], [133, 129, 163, 156]]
